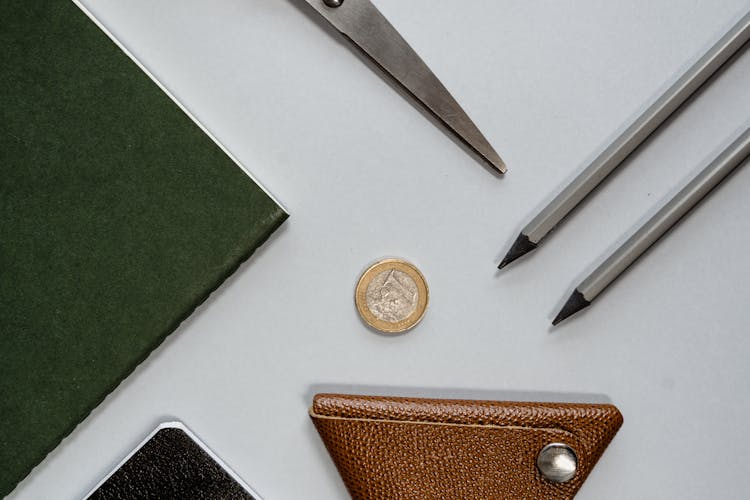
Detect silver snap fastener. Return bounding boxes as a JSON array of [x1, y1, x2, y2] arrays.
[[537, 443, 578, 483], [323, 0, 343, 7]]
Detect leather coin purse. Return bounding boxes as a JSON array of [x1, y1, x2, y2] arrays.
[[310, 393, 622, 499]]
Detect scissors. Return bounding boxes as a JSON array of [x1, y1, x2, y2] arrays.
[[303, 0, 506, 174]]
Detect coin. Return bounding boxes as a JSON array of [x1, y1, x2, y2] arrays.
[[355, 258, 429, 333]]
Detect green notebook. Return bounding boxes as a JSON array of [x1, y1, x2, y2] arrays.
[[0, 1, 287, 496]]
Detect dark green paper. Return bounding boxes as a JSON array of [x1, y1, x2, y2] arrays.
[[0, 1, 287, 495]]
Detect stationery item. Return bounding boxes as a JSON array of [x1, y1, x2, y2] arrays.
[[354, 259, 429, 333], [310, 393, 623, 499], [86, 422, 261, 499], [303, 0, 506, 174], [498, 10, 750, 269], [553, 127, 750, 325], [0, 1, 287, 496]]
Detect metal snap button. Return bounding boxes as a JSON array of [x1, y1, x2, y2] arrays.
[[537, 443, 578, 483]]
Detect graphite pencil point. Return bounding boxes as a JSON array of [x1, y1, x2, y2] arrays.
[[498, 233, 537, 270], [553, 289, 590, 326]]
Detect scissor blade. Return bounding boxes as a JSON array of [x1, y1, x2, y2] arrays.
[[305, 0, 506, 174]]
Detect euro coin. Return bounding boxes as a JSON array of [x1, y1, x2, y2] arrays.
[[355, 258, 428, 333]]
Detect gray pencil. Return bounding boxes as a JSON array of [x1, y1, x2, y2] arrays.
[[499, 11, 750, 270], [553, 127, 750, 325]]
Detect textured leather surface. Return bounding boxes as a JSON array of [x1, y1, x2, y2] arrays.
[[311, 394, 623, 499], [88, 428, 255, 499]]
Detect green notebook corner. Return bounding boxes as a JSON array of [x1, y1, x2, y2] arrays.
[[0, 1, 287, 496]]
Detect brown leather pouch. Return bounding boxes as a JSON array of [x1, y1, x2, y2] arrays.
[[310, 393, 622, 499]]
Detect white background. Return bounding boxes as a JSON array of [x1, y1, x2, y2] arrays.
[[10, 1, 750, 498]]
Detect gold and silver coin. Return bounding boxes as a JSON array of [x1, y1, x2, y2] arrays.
[[355, 258, 429, 333]]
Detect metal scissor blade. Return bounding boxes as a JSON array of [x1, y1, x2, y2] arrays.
[[304, 0, 506, 174]]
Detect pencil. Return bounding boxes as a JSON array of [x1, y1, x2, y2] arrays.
[[499, 11, 750, 270], [553, 127, 750, 325]]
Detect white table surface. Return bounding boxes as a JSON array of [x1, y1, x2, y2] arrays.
[[11, 1, 750, 498]]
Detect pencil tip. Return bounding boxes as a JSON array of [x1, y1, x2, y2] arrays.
[[552, 289, 590, 326], [498, 233, 537, 269]]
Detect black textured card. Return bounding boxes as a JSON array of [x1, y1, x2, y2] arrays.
[[88, 424, 258, 499]]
